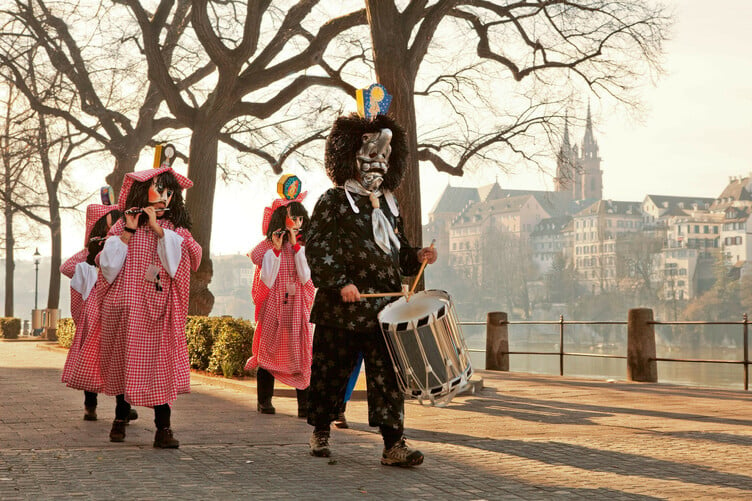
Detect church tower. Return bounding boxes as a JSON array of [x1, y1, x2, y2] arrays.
[[555, 105, 603, 201], [579, 104, 603, 200]]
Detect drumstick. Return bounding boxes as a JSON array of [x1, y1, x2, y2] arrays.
[[409, 239, 435, 297], [360, 292, 406, 298]]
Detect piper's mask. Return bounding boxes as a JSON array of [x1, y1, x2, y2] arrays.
[[356, 128, 392, 191], [148, 179, 174, 215]]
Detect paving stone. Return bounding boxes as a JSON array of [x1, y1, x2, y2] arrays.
[[1, 341, 752, 499]]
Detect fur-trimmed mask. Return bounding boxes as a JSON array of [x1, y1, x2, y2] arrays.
[[324, 113, 407, 192]]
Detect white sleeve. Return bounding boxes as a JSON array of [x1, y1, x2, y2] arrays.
[[294, 246, 311, 284], [158, 228, 184, 278], [70, 262, 98, 301], [100, 236, 128, 284], [259, 249, 281, 288]]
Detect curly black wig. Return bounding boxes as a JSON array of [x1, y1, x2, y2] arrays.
[[265, 201, 310, 245], [123, 171, 192, 230], [87, 209, 122, 265], [324, 113, 407, 192]]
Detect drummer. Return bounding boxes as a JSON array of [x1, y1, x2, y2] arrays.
[[305, 84, 437, 467]]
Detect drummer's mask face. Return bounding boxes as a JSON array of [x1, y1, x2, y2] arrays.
[[356, 128, 392, 192]]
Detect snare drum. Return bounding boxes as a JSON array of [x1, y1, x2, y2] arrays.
[[378, 289, 472, 406]]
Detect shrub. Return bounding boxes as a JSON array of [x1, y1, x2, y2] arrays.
[[0, 318, 21, 339], [185, 316, 217, 370], [56, 318, 76, 348], [207, 318, 255, 378], [186, 316, 254, 376]]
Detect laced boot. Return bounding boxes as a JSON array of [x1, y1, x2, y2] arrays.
[[83, 406, 97, 421], [309, 430, 331, 457], [153, 428, 180, 449], [109, 419, 126, 442], [381, 437, 424, 467]]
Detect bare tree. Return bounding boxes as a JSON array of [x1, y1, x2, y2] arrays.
[[4, 48, 93, 311], [364, 0, 670, 251], [0, 83, 37, 316], [0, 0, 201, 196], [124, 0, 367, 314]]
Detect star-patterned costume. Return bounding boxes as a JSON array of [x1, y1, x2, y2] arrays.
[[306, 186, 422, 431]]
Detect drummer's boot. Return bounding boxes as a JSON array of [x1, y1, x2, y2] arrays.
[[256, 368, 276, 414], [381, 427, 423, 467], [309, 427, 331, 458]]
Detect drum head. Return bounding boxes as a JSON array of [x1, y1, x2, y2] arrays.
[[378, 290, 448, 325]]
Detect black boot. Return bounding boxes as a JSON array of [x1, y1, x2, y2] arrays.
[[109, 419, 126, 442], [256, 368, 276, 414], [153, 403, 179, 448], [153, 428, 180, 448], [84, 406, 98, 421], [127, 408, 139, 423], [333, 402, 349, 429], [296, 387, 309, 419], [83, 391, 97, 421]]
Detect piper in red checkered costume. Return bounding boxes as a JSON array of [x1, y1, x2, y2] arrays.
[[60, 203, 139, 423], [244, 175, 314, 418], [97, 166, 201, 448]]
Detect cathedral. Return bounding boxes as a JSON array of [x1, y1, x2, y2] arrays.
[[554, 105, 603, 201]]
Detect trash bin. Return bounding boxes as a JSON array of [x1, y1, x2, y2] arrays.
[[45, 308, 59, 341], [32, 309, 44, 336]]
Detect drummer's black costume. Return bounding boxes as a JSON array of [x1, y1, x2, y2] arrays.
[[306, 88, 436, 467]]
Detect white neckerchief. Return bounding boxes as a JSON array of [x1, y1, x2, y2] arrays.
[[343, 179, 401, 255]]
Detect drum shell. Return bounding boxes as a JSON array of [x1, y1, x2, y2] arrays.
[[378, 290, 472, 405]]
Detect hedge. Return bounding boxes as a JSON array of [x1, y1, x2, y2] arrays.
[[187, 316, 255, 378], [52, 315, 255, 379], [0, 318, 21, 339]]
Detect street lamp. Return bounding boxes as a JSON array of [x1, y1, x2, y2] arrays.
[[33, 248, 41, 310]]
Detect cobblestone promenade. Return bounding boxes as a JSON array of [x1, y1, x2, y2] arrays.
[[1, 340, 752, 500]]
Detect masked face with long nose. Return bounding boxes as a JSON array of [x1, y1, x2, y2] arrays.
[[148, 178, 174, 216], [356, 128, 392, 191]]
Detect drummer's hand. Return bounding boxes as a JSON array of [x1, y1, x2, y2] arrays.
[[341, 284, 361, 302], [417, 246, 438, 264]]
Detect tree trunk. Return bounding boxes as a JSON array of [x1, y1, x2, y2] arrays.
[[4, 202, 14, 317], [47, 208, 61, 310], [185, 121, 219, 316], [366, 6, 423, 250], [105, 151, 140, 202]]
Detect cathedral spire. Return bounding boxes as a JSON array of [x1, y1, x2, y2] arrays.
[[582, 101, 598, 160]]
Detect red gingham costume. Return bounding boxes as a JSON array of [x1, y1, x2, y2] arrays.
[[60, 204, 120, 388], [70, 167, 201, 407], [244, 192, 315, 390]]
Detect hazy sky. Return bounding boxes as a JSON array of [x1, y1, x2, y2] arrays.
[[24, 0, 752, 262]]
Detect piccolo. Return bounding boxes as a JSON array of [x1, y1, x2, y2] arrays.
[[124, 207, 170, 215]]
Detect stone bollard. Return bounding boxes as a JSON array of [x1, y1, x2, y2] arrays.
[[627, 308, 657, 382], [486, 311, 509, 371]]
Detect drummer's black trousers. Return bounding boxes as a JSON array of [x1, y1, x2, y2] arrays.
[[307, 325, 404, 436]]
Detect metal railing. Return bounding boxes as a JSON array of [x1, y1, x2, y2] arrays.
[[459, 313, 751, 390], [649, 314, 749, 390]]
